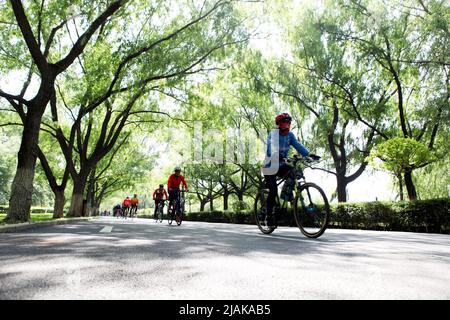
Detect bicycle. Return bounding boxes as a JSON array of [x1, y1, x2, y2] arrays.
[[167, 188, 186, 226], [154, 200, 165, 223], [114, 208, 123, 219], [254, 155, 330, 238], [121, 205, 130, 219], [130, 204, 138, 219]]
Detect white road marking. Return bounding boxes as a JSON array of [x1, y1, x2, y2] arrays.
[[99, 226, 113, 233]]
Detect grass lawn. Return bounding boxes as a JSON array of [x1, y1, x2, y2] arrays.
[[0, 213, 54, 225]]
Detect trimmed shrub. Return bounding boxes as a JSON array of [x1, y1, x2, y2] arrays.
[[330, 199, 449, 233], [31, 208, 49, 214]]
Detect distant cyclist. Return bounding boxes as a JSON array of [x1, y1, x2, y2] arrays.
[[167, 167, 188, 212], [130, 194, 139, 216], [122, 196, 132, 217], [113, 204, 122, 218], [263, 113, 319, 227], [153, 184, 168, 219]]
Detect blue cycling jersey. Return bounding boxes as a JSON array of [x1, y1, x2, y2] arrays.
[[264, 130, 309, 169]]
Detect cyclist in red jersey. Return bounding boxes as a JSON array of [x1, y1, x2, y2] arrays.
[[153, 184, 168, 219], [167, 167, 188, 211], [122, 196, 132, 218], [122, 197, 132, 208]]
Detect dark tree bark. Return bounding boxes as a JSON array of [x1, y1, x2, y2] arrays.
[[67, 172, 89, 217], [199, 200, 208, 212], [404, 170, 417, 201], [7, 102, 48, 222], [53, 189, 66, 218], [223, 189, 230, 211], [336, 174, 348, 202], [209, 195, 214, 211], [397, 174, 404, 201]]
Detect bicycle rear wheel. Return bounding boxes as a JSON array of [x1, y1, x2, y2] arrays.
[[294, 183, 330, 238], [254, 189, 275, 234], [158, 205, 163, 223]]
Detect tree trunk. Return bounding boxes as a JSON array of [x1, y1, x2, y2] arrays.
[[200, 200, 207, 212], [397, 174, 404, 201], [67, 177, 87, 217], [223, 192, 229, 211], [404, 170, 417, 201], [53, 189, 65, 218], [209, 197, 214, 212], [6, 107, 45, 222], [90, 203, 100, 216], [336, 174, 348, 203]]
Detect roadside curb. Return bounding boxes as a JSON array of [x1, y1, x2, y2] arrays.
[[0, 217, 97, 233]]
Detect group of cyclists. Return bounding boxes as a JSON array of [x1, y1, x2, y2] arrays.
[[109, 112, 327, 237], [112, 166, 189, 220]]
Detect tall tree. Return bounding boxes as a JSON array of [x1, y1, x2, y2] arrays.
[[0, 0, 128, 222], [322, 0, 449, 200]]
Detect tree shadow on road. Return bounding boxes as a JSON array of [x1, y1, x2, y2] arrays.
[[1, 218, 450, 299]]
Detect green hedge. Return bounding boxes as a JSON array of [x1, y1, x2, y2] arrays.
[[185, 199, 450, 234], [331, 199, 449, 233], [0, 206, 54, 215]]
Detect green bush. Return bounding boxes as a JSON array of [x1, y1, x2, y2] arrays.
[[0, 206, 54, 215], [185, 199, 449, 234], [330, 199, 449, 233], [231, 201, 249, 212], [30, 208, 50, 214]]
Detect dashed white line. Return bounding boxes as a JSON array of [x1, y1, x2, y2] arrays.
[[99, 226, 113, 233]]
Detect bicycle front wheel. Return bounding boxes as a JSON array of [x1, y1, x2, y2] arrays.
[[294, 183, 330, 238], [167, 208, 174, 225], [176, 202, 185, 226], [176, 212, 182, 226]]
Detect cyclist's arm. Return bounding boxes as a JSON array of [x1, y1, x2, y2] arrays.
[[163, 189, 168, 200], [181, 176, 188, 190], [289, 132, 309, 157]]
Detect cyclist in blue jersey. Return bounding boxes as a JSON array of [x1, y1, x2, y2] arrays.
[[263, 113, 319, 227]]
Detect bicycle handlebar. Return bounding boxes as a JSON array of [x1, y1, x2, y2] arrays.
[[285, 154, 321, 164]]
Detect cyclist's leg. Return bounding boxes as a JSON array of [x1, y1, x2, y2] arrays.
[[278, 163, 294, 179], [168, 190, 177, 213], [271, 163, 293, 225], [175, 190, 181, 215], [265, 174, 277, 217]]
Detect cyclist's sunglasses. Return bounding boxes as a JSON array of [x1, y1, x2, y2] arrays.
[[280, 117, 292, 123]]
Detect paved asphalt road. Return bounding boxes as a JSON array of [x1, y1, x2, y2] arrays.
[[0, 217, 449, 300]]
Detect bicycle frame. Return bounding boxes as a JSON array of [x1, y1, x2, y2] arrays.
[[264, 157, 314, 211], [168, 188, 186, 217]]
